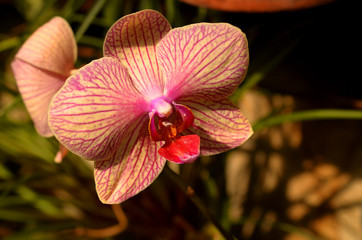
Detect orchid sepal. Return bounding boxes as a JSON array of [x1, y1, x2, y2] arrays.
[[103, 9, 172, 99]]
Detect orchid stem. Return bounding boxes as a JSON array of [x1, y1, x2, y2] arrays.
[[252, 109, 362, 132], [111, 204, 128, 228], [73, 204, 127, 238], [163, 165, 237, 240]]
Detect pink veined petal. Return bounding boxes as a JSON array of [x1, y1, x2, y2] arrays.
[[15, 16, 77, 76], [103, 9, 171, 99], [48, 57, 148, 161], [11, 58, 66, 137], [94, 117, 166, 204], [179, 98, 253, 156], [157, 23, 249, 101]]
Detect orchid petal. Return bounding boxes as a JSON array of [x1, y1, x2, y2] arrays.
[[15, 16, 76, 76], [103, 10, 171, 98], [94, 118, 166, 204], [11, 58, 66, 137], [48, 57, 148, 161], [180, 98, 253, 156], [157, 23, 249, 100]]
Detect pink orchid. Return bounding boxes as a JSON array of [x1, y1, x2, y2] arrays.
[[11, 17, 77, 162], [48, 10, 252, 204]]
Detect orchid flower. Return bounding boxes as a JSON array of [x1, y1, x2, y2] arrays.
[[48, 10, 252, 204], [11, 17, 77, 163]]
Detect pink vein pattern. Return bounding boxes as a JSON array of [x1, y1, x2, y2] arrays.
[[48, 57, 148, 161], [156, 23, 249, 101], [180, 98, 253, 156], [12, 59, 66, 137], [15, 17, 76, 76], [94, 118, 166, 203], [103, 10, 171, 99], [11, 17, 77, 137]]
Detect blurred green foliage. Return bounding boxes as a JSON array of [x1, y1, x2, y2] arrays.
[[1, 0, 361, 239]]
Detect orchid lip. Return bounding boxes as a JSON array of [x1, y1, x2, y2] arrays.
[[148, 101, 200, 163], [148, 102, 194, 143], [158, 135, 200, 164]]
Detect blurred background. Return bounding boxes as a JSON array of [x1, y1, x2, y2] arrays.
[[0, 0, 361, 239]]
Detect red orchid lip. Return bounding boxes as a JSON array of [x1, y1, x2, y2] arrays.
[[158, 135, 200, 164], [148, 101, 195, 142], [148, 101, 200, 163]]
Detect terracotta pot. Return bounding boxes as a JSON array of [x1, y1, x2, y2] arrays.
[[179, 0, 336, 12]]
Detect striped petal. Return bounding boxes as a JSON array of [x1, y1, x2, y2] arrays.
[[11, 58, 66, 137], [179, 98, 253, 156], [157, 23, 249, 101], [15, 16, 76, 76], [103, 10, 171, 99], [94, 118, 166, 204], [48, 57, 148, 161]]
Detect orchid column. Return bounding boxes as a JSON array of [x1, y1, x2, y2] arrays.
[[48, 10, 253, 204]]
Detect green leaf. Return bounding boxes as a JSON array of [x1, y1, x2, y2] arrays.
[[0, 37, 21, 52], [253, 109, 362, 132], [75, 0, 108, 42]]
